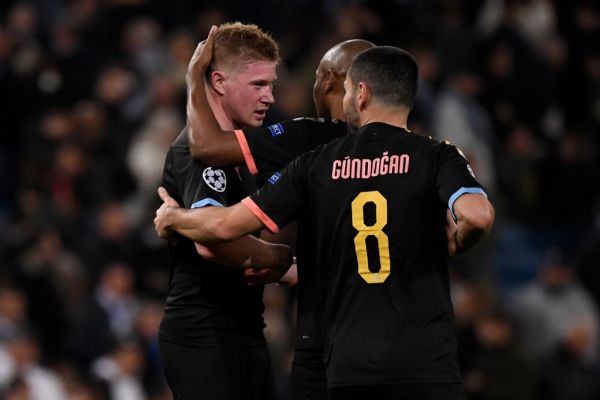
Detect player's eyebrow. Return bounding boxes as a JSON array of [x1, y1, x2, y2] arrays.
[[250, 77, 277, 85]]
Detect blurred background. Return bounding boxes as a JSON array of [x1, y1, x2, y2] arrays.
[[0, 0, 599, 399]]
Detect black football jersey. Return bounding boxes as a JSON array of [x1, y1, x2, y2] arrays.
[[239, 117, 349, 350], [236, 117, 348, 175], [243, 122, 487, 387], [159, 130, 265, 347]]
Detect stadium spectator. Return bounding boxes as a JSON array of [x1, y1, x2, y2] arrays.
[[510, 249, 599, 361]]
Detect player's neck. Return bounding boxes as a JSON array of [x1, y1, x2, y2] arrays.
[[207, 88, 237, 130], [329, 101, 345, 121], [360, 106, 409, 131]]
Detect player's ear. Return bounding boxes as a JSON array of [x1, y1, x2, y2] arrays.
[[323, 69, 336, 94], [357, 81, 370, 111], [210, 70, 227, 96]]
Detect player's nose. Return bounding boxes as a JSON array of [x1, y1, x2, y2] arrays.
[[262, 87, 275, 105]]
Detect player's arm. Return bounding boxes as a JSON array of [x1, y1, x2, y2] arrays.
[[436, 141, 495, 256], [156, 187, 265, 244], [155, 196, 292, 270], [186, 26, 244, 165], [186, 28, 342, 171], [156, 185, 290, 270], [451, 193, 495, 253], [156, 153, 309, 264], [195, 237, 292, 271]]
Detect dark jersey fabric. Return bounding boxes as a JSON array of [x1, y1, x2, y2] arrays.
[[241, 117, 348, 175], [245, 122, 486, 387], [241, 117, 349, 350], [159, 130, 265, 347], [159, 340, 277, 400]]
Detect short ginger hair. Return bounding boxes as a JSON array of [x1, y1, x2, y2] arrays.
[[211, 22, 279, 73]]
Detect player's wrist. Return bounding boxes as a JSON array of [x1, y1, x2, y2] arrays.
[[454, 231, 467, 255], [270, 244, 293, 270], [281, 245, 294, 269], [163, 206, 180, 231]]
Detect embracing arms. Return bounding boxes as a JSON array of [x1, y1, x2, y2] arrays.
[[157, 187, 290, 270]]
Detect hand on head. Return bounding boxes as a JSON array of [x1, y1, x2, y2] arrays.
[[186, 25, 218, 86]]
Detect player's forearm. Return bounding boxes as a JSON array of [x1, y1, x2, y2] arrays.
[[162, 203, 263, 244], [199, 237, 293, 270], [186, 79, 221, 156], [162, 206, 228, 243], [454, 195, 495, 251], [187, 81, 243, 165]]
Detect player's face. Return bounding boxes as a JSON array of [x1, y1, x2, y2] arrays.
[[222, 60, 277, 128], [343, 76, 360, 129]]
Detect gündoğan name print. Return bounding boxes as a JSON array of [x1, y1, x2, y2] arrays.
[[331, 152, 409, 180]]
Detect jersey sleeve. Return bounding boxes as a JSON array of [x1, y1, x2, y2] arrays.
[[242, 151, 315, 233], [182, 163, 230, 210], [434, 142, 487, 221], [236, 118, 347, 174]]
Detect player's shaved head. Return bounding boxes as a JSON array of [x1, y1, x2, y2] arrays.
[[313, 39, 375, 120], [318, 39, 375, 76]]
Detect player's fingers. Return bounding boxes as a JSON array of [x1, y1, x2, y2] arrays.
[[243, 269, 262, 277], [192, 40, 205, 58], [158, 187, 169, 201], [198, 26, 216, 60], [244, 268, 269, 281], [205, 25, 217, 45], [192, 27, 216, 57], [158, 187, 178, 206]]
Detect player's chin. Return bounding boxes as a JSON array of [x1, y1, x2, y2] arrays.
[[248, 111, 267, 127]]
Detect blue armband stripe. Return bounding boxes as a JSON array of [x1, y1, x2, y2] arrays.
[[191, 198, 224, 209], [448, 187, 487, 222]]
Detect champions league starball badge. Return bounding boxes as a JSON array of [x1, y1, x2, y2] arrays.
[[202, 167, 227, 192]]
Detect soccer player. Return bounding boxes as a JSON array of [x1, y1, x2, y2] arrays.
[[158, 23, 292, 400], [185, 29, 374, 400], [155, 45, 495, 399]]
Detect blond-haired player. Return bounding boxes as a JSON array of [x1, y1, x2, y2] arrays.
[[158, 23, 286, 400]]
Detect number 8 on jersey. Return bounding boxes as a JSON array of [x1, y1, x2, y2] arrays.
[[351, 191, 390, 284]]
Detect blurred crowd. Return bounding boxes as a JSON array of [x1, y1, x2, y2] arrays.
[[0, 0, 599, 399]]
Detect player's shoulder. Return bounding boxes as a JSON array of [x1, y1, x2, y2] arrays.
[[306, 131, 358, 164], [166, 127, 221, 172], [409, 132, 462, 154], [261, 117, 346, 135], [168, 127, 190, 151], [411, 135, 472, 172], [290, 116, 345, 127]]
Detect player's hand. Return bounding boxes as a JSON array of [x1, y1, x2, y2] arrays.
[[445, 209, 460, 257], [243, 255, 297, 287], [186, 25, 217, 86], [278, 261, 298, 287], [154, 187, 180, 239], [158, 186, 179, 207], [244, 267, 287, 286]]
